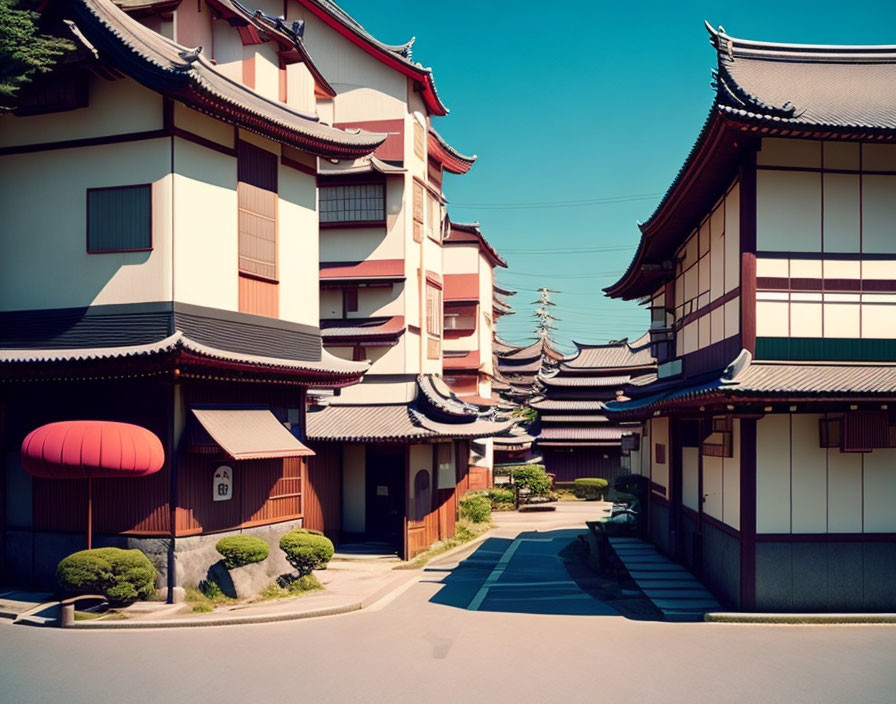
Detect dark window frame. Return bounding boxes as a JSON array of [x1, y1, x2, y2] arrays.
[[86, 184, 153, 254], [319, 182, 386, 225]]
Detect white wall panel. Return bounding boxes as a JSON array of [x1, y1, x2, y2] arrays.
[[757, 138, 821, 168], [342, 444, 366, 533], [861, 175, 896, 253], [702, 455, 724, 522], [682, 447, 699, 511], [651, 417, 669, 489], [757, 170, 821, 252], [863, 449, 896, 533], [827, 450, 862, 533], [757, 415, 791, 533], [723, 419, 741, 530], [790, 414, 828, 533], [278, 165, 319, 326], [724, 183, 740, 292], [756, 300, 789, 337], [823, 173, 860, 253]]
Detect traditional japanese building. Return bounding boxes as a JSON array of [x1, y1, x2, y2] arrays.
[[441, 221, 508, 489], [277, 0, 510, 557], [532, 335, 654, 482], [0, 0, 383, 590], [494, 339, 563, 404], [604, 25, 896, 611]]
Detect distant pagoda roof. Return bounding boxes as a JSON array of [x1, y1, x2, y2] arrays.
[[559, 333, 654, 372]]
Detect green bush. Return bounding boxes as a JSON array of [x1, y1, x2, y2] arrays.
[[279, 529, 334, 577], [56, 548, 157, 606], [508, 464, 552, 496], [573, 478, 609, 501], [459, 494, 491, 523], [486, 488, 515, 511], [215, 536, 270, 569]]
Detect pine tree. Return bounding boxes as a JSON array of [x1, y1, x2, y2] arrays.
[[0, 1, 74, 108]]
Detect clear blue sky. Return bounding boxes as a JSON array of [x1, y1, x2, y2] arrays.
[[338, 0, 896, 352]]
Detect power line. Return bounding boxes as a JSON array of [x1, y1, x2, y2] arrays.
[[447, 192, 662, 210], [502, 244, 635, 255]]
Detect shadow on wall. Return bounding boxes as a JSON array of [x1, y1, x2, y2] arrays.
[[425, 530, 664, 620]]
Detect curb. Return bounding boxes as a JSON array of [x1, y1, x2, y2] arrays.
[[705, 612, 896, 625], [60, 570, 425, 630]]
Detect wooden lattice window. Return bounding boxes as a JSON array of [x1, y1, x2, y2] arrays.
[[238, 142, 278, 281], [87, 185, 151, 253], [413, 181, 424, 243]]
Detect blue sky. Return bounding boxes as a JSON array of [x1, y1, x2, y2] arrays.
[[338, 0, 896, 352]]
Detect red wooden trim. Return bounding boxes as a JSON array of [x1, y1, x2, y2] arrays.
[[755, 533, 896, 543], [408, 324, 421, 334], [242, 53, 255, 89], [701, 512, 741, 539], [0, 129, 170, 156], [756, 276, 896, 293], [676, 287, 740, 328], [173, 127, 237, 157], [86, 183, 153, 254], [757, 164, 896, 176], [649, 480, 667, 496], [280, 154, 316, 176]]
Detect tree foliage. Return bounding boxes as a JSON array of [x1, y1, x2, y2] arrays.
[[0, 1, 74, 106]]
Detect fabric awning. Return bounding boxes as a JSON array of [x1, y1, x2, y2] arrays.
[[191, 409, 315, 460], [21, 420, 164, 478]]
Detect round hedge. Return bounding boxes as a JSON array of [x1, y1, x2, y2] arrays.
[[215, 536, 270, 569], [279, 530, 334, 576], [459, 494, 491, 523], [573, 477, 609, 501], [56, 547, 157, 606]]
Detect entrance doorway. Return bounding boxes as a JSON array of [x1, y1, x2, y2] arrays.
[[365, 447, 404, 545]]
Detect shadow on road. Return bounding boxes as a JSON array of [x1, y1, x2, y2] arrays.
[[426, 529, 664, 620]]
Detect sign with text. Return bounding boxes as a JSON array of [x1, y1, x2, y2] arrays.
[[213, 465, 233, 502]]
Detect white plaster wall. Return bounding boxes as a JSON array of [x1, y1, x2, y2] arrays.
[[174, 103, 234, 147], [722, 419, 741, 530], [862, 143, 896, 171], [827, 449, 862, 533], [702, 455, 723, 522], [0, 76, 162, 149], [823, 173, 861, 253], [863, 448, 896, 532], [757, 137, 821, 168], [320, 288, 342, 319], [724, 183, 740, 293], [279, 164, 320, 327], [319, 226, 398, 262], [443, 245, 479, 273], [342, 444, 366, 533], [682, 447, 699, 511], [862, 175, 896, 254], [254, 43, 282, 104], [0, 140, 172, 311], [756, 414, 791, 533], [757, 170, 822, 252], [353, 285, 403, 319], [790, 413, 827, 533], [211, 18, 243, 82], [335, 377, 416, 405], [172, 137, 239, 312], [286, 62, 317, 116], [296, 13, 407, 122]]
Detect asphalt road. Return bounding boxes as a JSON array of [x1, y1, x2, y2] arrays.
[[2, 520, 895, 704]]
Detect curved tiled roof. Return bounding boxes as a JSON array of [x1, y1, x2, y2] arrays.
[[606, 25, 896, 300], [539, 374, 632, 389], [428, 127, 476, 174], [0, 332, 368, 382], [296, 0, 447, 115], [320, 316, 405, 341], [529, 398, 606, 412], [561, 333, 654, 371], [537, 426, 625, 442], [446, 222, 507, 268], [72, 0, 385, 158]]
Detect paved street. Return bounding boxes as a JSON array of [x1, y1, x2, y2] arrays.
[[2, 505, 895, 704]]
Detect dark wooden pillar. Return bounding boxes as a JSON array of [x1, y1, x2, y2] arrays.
[[739, 148, 758, 356]]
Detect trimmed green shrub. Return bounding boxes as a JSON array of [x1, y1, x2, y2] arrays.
[[486, 488, 515, 511], [573, 478, 609, 501], [508, 464, 552, 496], [215, 536, 269, 569], [280, 529, 334, 576], [459, 494, 491, 523], [56, 548, 157, 606]]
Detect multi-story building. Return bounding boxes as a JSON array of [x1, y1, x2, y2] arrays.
[[0, 0, 383, 590], [604, 26, 896, 611], [532, 336, 654, 483], [442, 221, 508, 488], [273, 1, 511, 557]]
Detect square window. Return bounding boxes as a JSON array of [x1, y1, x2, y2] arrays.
[[87, 185, 151, 252]]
